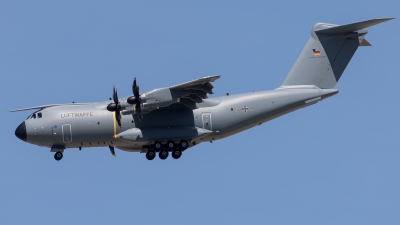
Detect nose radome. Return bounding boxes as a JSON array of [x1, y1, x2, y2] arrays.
[[15, 121, 27, 142]]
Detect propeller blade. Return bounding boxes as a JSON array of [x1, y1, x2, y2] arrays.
[[132, 78, 137, 95], [129, 78, 143, 118], [115, 110, 122, 127], [135, 102, 141, 115], [134, 86, 140, 98], [108, 85, 123, 126], [113, 86, 119, 104], [117, 103, 122, 114]]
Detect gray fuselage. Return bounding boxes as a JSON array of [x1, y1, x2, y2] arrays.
[[20, 86, 338, 153]]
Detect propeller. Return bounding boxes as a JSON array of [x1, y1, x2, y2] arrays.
[[107, 86, 122, 127], [127, 78, 143, 118]]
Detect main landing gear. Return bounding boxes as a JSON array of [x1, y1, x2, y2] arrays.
[[146, 150, 156, 160], [172, 149, 182, 159], [159, 149, 169, 160], [145, 140, 189, 160], [54, 151, 63, 161]]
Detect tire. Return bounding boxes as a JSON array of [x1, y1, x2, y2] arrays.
[[166, 141, 175, 150], [146, 150, 156, 160], [54, 152, 63, 161], [179, 140, 188, 150], [159, 150, 169, 160], [153, 141, 163, 151], [172, 150, 182, 159]]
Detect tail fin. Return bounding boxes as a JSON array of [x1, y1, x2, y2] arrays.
[[282, 18, 393, 88]]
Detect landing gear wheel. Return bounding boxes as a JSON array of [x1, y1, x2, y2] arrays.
[[146, 150, 156, 160], [159, 149, 169, 160], [153, 141, 163, 151], [179, 140, 188, 150], [172, 149, 182, 159], [54, 151, 63, 161], [166, 141, 175, 150]]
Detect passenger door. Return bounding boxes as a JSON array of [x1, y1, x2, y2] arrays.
[[62, 124, 72, 143]]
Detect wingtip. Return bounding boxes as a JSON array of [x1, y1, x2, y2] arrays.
[[372, 17, 395, 26], [208, 75, 222, 80], [373, 17, 395, 23], [377, 17, 395, 22]]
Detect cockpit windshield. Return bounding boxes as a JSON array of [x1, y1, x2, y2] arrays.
[[27, 111, 43, 120]]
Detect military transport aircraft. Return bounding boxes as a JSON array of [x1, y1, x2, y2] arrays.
[[11, 18, 392, 161]]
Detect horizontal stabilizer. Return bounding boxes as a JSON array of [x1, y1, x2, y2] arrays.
[[315, 18, 394, 34]]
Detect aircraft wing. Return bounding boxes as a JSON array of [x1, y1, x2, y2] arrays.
[[169, 75, 221, 108], [170, 75, 221, 91]]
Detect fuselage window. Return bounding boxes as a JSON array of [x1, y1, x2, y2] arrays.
[[38, 113, 42, 118], [31, 114, 36, 119]]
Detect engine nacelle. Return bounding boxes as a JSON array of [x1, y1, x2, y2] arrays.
[[122, 88, 192, 115]]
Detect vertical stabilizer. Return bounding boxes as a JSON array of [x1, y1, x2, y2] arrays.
[[281, 18, 393, 88]]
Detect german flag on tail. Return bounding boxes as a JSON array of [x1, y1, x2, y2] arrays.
[[313, 49, 320, 56]]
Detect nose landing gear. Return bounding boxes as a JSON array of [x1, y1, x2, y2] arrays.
[[54, 151, 63, 161]]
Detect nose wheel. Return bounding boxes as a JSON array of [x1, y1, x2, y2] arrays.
[[54, 151, 63, 161]]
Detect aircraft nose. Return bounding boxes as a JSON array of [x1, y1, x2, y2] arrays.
[[15, 121, 27, 142]]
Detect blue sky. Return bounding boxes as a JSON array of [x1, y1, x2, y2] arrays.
[[1, 1, 399, 224]]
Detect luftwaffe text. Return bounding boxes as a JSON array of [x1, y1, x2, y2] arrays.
[[61, 112, 93, 118]]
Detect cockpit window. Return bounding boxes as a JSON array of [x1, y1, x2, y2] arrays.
[[31, 114, 36, 119], [38, 113, 42, 118]]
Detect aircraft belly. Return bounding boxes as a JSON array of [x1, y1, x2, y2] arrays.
[[115, 126, 212, 142]]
